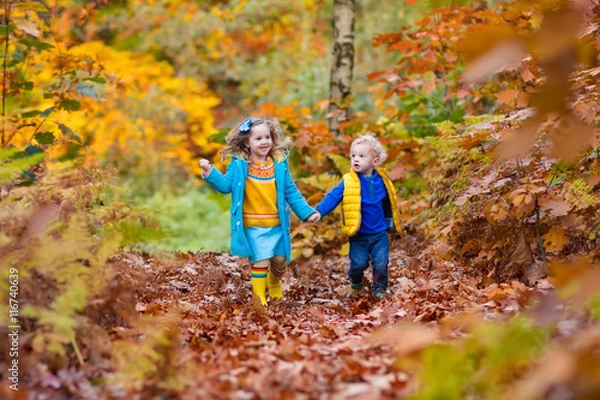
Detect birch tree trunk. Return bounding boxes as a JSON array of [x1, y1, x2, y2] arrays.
[[328, 0, 355, 135]]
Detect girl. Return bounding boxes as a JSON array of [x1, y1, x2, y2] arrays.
[[199, 117, 319, 306]]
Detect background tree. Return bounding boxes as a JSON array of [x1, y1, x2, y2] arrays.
[[328, 0, 355, 134]]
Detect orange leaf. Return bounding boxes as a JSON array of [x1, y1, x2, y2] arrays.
[[497, 89, 519, 105], [516, 91, 529, 108], [259, 101, 277, 116], [295, 132, 311, 150], [484, 284, 507, 301], [520, 68, 536, 82], [389, 41, 415, 52]]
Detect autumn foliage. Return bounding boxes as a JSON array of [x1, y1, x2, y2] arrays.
[[1, 0, 600, 398]]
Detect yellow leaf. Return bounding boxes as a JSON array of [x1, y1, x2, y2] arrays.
[[543, 227, 569, 253], [513, 193, 526, 206], [339, 242, 349, 256], [484, 199, 509, 224], [301, 247, 314, 258]]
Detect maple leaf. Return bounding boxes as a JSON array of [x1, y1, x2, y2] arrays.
[[521, 68, 536, 82], [388, 163, 405, 180], [484, 198, 510, 224], [484, 284, 508, 301], [512, 192, 533, 207], [462, 40, 526, 84], [543, 227, 569, 253], [548, 115, 595, 162], [456, 184, 490, 206], [497, 89, 520, 105], [295, 132, 311, 150], [538, 196, 572, 217]]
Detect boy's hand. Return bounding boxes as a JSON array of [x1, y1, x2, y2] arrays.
[[306, 211, 321, 223]]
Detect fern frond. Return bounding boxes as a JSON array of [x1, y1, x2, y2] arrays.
[[327, 154, 350, 174], [298, 172, 341, 193], [0, 149, 45, 185]]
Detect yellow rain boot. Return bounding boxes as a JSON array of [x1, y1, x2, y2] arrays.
[[267, 256, 287, 300], [251, 262, 269, 306]]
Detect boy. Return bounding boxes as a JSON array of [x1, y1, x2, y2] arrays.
[[315, 135, 402, 297]]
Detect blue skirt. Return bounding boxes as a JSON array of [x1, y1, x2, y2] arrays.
[[245, 226, 285, 264]]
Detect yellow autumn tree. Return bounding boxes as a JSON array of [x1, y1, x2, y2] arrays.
[[18, 40, 220, 193]]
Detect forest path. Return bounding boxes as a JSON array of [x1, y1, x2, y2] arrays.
[[109, 233, 494, 398]]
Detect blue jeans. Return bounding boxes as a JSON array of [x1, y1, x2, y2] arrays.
[[348, 231, 389, 292]]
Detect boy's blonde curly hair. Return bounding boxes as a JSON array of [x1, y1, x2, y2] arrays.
[[350, 134, 387, 164], [220, 117, 292, 161]]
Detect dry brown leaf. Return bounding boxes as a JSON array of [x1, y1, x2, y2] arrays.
[[512, 230, 535, 266], [462, 39, 525, 83], [538, 196, 572, 217], [548, 115, 595, 162], [498, 116, 543, 159]]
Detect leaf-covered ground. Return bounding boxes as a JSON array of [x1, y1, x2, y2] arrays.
[[14, 231, 563, 400]]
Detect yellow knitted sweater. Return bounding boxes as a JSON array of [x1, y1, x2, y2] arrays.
[[243, 158, 279, 227]]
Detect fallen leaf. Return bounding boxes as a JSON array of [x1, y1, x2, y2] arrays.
[[538, 196, 572, 217], [543, 227, 569, 253], [497, 89, 520, 105]]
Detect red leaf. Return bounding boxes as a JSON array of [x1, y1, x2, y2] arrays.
[[366, 70, 386, 81]]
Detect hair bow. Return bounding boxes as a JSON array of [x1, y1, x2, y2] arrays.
[[239, 118, 252, 132]]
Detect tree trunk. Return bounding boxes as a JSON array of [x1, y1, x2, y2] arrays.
[[328, 0, 355, 135]]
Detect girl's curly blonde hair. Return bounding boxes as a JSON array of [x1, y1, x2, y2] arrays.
[[220, 117, 293, 161]]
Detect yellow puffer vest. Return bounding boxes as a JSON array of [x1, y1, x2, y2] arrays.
[[341, 168, 403, 237]]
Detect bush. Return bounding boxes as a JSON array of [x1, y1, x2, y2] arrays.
[[134, 184, 230, 253]]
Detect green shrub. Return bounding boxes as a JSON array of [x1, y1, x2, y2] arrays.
[[135, 184, 230, 253]]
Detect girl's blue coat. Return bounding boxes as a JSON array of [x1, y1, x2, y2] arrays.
[[203, 152, 315, 262]]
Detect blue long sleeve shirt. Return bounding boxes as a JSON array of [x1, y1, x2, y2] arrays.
[[316, 170, 388, 234]]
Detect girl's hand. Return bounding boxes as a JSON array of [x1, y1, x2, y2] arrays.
[[306, 211, 321, 223], [199, 158, 212, 172]]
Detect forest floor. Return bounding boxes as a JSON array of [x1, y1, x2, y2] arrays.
[[38, 231, 552, 400]]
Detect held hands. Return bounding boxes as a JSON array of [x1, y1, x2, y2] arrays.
[[306, 211, 321, 223]]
